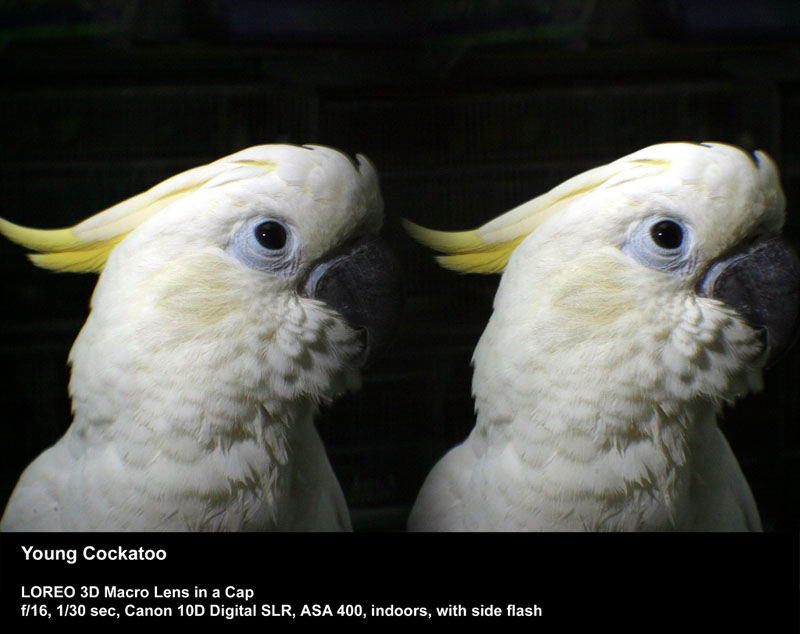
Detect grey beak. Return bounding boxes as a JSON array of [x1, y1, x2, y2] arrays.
[[301, 235, 404, 355], [698, 235, 800, 365]]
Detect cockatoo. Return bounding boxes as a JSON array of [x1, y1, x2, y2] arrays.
[[0, 144, 403, 531], [405, 142, 799, 531]]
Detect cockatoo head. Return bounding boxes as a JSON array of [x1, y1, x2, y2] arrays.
[[407, 142, 799, 409], [1, 145, 403, 417]]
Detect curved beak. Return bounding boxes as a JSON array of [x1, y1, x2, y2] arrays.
[[300, 235, 404, 356], [698, 235, 800, 366]]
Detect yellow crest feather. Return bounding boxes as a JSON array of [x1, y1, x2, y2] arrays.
[[402, 220, 524, 274], [404, 155, 672, 274], [0, 151, 277, 273], [27, 237, 129, 273]]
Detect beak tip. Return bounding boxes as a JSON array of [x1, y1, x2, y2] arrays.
[[303, 236, 405, 359], [701, 236, 800, 365]]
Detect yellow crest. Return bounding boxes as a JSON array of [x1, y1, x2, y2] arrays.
[[404, 157, 671, 274], [0, 150, 276, 273]]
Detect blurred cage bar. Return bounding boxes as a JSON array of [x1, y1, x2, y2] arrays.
[[0, 0, 799, 531]]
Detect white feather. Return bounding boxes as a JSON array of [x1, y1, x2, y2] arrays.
[[409, 142, 786, 532], [2, 145, 382, 531]]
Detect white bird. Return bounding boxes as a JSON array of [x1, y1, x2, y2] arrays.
[[0, 144, 403, 531], [405, 142, 799, 531]]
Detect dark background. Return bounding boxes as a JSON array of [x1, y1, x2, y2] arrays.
[[0, 0, 799, 531]]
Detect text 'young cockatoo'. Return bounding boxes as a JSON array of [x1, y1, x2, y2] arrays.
[[405, 142, 799, 531], [0, 144, 403, 532]]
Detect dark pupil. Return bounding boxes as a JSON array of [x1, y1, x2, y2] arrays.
[[255, 221, 287, 250], [650, 220, 683, 249]]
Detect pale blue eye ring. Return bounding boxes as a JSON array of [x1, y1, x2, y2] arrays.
[[623, 216, 695, 275], [228, 217, 298, 274]]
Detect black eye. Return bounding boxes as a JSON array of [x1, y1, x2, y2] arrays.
[[254, 221, 287, 250], [650, 220, 683, 249]]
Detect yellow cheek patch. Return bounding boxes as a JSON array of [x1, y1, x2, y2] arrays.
[[150, 256, 244, 329], [549, 256, 637, 327]]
